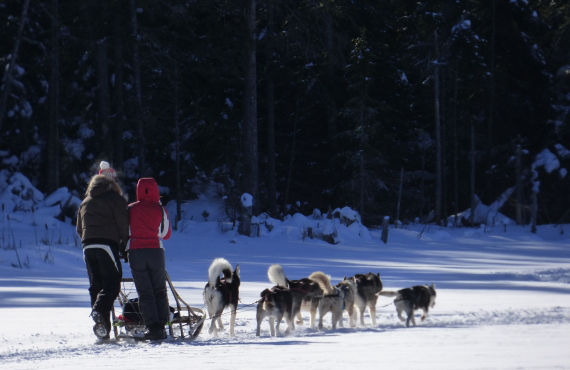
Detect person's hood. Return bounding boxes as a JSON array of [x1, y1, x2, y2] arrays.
[[136, 177, 160, 202]]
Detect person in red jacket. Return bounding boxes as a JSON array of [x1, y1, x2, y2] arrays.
[[127, 177, 172, 340]]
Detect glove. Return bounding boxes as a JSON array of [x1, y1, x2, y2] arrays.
[[119, 249, 128, 263]]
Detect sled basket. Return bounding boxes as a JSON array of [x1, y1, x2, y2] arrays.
[[112, 271, 205, 340]]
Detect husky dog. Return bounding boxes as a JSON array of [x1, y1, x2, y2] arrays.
[[267, 264, 323, 328], [336, 276, 357, 327], [379, 284, 437, 327], [352, 272, 383, 326], [309, 271, 346, 330], [203, 258, 240, 336], [255, 285, 295, 336]]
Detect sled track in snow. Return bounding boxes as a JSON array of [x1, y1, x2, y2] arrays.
[[2, 306, 570, 365]]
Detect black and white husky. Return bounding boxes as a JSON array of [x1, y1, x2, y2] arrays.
[[203, 258, 240, 336], [352, 272, 383, 326], [379, 284, 437, 327], [267, 264, 323, 329]]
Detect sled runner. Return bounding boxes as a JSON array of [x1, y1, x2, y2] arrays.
[[112, 272, 205, 340]]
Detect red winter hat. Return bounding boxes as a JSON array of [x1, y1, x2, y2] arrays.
[[98, 161, 117, 179]]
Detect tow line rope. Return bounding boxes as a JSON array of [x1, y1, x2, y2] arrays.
[[206, 299, 261, 320]]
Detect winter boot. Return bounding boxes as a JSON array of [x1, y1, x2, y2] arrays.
[[142, 323, 167, 340], [91, 311, 109, 339]]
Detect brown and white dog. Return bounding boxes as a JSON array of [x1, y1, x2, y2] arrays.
[[255, 285, 294, 336], [379, 284, 437, 327], [309, 271, 355, 330], [203, 258, 240, 336], [351, 272, 383, 326]]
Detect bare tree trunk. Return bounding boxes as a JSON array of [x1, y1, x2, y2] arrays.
[[96, 38, 112, 159], [441, 72, 448, 224], [381, 216, 389, 244], [283, 100, 299, 212], [239, 0, 258, 234], [265, 77, 277, 214], [47, 0, 60, 192], [265, 0, 277, 216], [359, 149, 365, 220], [243, 0, 258, 203], [112, 4, 126, 168], [130, 0, 146, 177], [488, 0, 496, 148], [0, 0, 31, 134], [469, 122, 476, 225], [530, 161, 538, 233], [324, 7, 337, 204], [396, 167, 404, 227], [173, 63, 182, 230], [420, 153, 426, 220], [325, 9, 336, 145], [358, 100, 365, 220], [530, 182, 538, 233], [515, 143, 523, 225], [452, 67, 459, 226], [434, 31, 443, 225]]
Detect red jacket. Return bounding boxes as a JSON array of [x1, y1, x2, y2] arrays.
[[127, 178, 171, 250]]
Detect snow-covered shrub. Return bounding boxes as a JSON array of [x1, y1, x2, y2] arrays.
[[312, 208, 322, 219], [448, 194, 514, 227], [332, 206, 361, 226], [42, 187, 82, 223], [0, 170, 44, 212]]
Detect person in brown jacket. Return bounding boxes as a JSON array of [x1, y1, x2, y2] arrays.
[[76, 174, 129, 339]]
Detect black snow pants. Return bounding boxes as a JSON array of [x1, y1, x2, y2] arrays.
[[128, 248, 169, 328], [84, 246, 122, 316]]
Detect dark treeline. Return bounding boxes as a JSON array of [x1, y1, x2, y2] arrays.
[[0, 0, 569, 227]]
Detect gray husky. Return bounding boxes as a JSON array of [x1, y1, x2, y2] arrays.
[[352, 272, 383, 326], [309, 271, 356, 330], [336, 276, 357, 327], [379, 284, 437, 327]]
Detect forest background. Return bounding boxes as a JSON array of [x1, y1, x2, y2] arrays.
[[0, 0, 569, 228]]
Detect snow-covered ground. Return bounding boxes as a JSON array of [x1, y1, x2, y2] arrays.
[[1, 197, 570, 369]]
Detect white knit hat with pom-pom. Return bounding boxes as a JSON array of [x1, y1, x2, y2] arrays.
[[98, 161, 117, 179]]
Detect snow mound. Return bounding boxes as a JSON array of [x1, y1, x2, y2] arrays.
[[0, 170, 44, 212]]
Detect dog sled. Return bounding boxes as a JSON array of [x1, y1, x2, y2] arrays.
[[112, 271, 205, 340]]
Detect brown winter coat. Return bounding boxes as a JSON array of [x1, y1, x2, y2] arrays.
[[76, 175, 129, 252]]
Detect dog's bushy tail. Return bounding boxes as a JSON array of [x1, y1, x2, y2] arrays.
[[268, 264, 288, 288], [377, 290, 399, 297], [308, 271, 334, 295], [208, 257, 233, 286]]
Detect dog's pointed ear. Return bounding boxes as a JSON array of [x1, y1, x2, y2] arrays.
[[235, 264, 240, 277], [377, 272, 380, 277]]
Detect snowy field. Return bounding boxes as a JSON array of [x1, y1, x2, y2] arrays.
[[1, 202, 570, 369]]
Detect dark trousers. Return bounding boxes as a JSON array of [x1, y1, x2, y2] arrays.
[[128, 248, 169, 328], [84, 247, 122, 316]]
